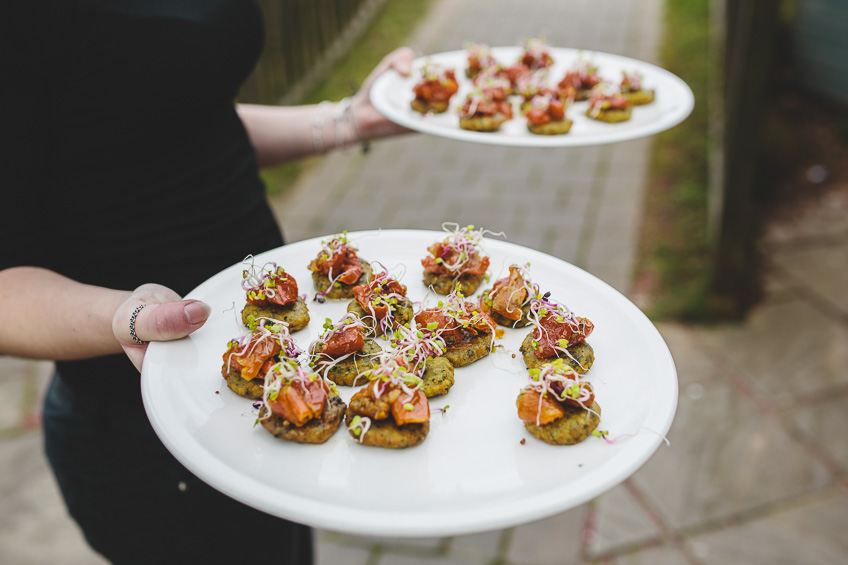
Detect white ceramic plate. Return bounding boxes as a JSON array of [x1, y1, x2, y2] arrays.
[[370, 47, 694, 147], [141, 230, 678, 537]]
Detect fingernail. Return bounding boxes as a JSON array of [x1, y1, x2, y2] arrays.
[[184, 301, 211, 325]]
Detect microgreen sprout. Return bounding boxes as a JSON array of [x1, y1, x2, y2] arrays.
[[258, 359, 318, 421], [523, 359, 595, 425], [224, 318, 302, 377], [241, 255, 293, 304], [308, 313, 373, 379], [348, 415, 372, 443], [353, 264, 409, 336]]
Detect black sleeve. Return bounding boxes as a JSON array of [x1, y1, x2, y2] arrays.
[[0, 5, 52, 271]]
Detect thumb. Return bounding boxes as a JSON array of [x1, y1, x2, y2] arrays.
[[125, 300, 212, 343], [113, 290, 212, 372]]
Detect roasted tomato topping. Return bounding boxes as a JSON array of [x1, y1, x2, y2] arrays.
[[485, 265, 528, 321], [245, 269, 298, 307], [498, 63, 530, 87], [473, 73, 512, 102], [348, 382, 392, 420], [351, 380, 430, 425], [516, 390, 566, 425], [353, 276, 407, 320], [621, 71, 643, 92], [457, 92, 514, 120], [224, 336, 281, 381], [587, 89, 629, 111], [524, 95, 566, 127], [466, 44, 497, 76], [548, 380, 595, 408], [558, 69, 601, 92], [321, 325, 365, 358], [415, 303, 495, 342], [534, 315, 594, 359], [267, 378, 328, 427], [422, 241, 490, 276], [518, 78, 558, 103], [413, 66, 459, 104], [390, 388, 429, 426], [310, 244, 363, 285]]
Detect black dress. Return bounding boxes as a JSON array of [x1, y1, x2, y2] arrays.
[[1, 1, 311, 563]]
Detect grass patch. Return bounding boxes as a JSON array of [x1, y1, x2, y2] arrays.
[[634, 0, 714, 321], [258, 0, 434, 196]]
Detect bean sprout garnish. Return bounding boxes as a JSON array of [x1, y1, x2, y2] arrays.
[[425, 223, 504, 275], [224, 318, 302, 375]]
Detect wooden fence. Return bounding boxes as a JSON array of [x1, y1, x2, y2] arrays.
[[239, 0, 384, 105]]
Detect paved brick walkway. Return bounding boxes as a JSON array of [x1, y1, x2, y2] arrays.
[[273, 0, 663, 296], [4, 1, 848, 564]]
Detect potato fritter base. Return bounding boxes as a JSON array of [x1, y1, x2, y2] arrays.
[[419, 356, 454, 397], [240, 297, 310, 331], [525, 401, 601, 445], [222, 364, 264, 400], [626, 89, 655, 106], [585, 107, 632, 123], [258, 395, 346, 444], [422, 270, 483, 296], [410, 98, 449, 114], [310, 339, 382, 387], [528, 119, 573, 135], [445, 332, 493, 368], [519, 332, 595, 374], [459, 114, 508, 132], [345, 410, 429, 449]]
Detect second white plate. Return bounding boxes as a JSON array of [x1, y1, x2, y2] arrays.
[[371, 46, 694, 147]]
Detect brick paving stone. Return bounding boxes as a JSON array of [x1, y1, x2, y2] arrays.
[[771, 240, 848, 316], [505, 506, 587, 565], [585, 482, 663, 558], [629, 325, 833, 532], [0, 434, 108, 565], [694, 300, 848, 411], [690, 491, 848, 565]]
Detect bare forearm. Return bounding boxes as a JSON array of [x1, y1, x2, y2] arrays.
[[0, 267, 128, 360], [236, 103, 343, 167], [237, 47, 415, 169]]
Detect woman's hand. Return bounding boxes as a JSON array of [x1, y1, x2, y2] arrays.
[[112, 283, 211, 372], [351, 46, 417, 141]]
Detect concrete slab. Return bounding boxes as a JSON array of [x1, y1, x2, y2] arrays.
[[791, 393, 848, 470], [630, 348, 832, 531], [448, 529, 505, 562], [771, 240, 848, 316], [586, 482, 663, 558], [694, 300, 848, 411], [506, 506, 587, 565], [690, 491, 848, 565]]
